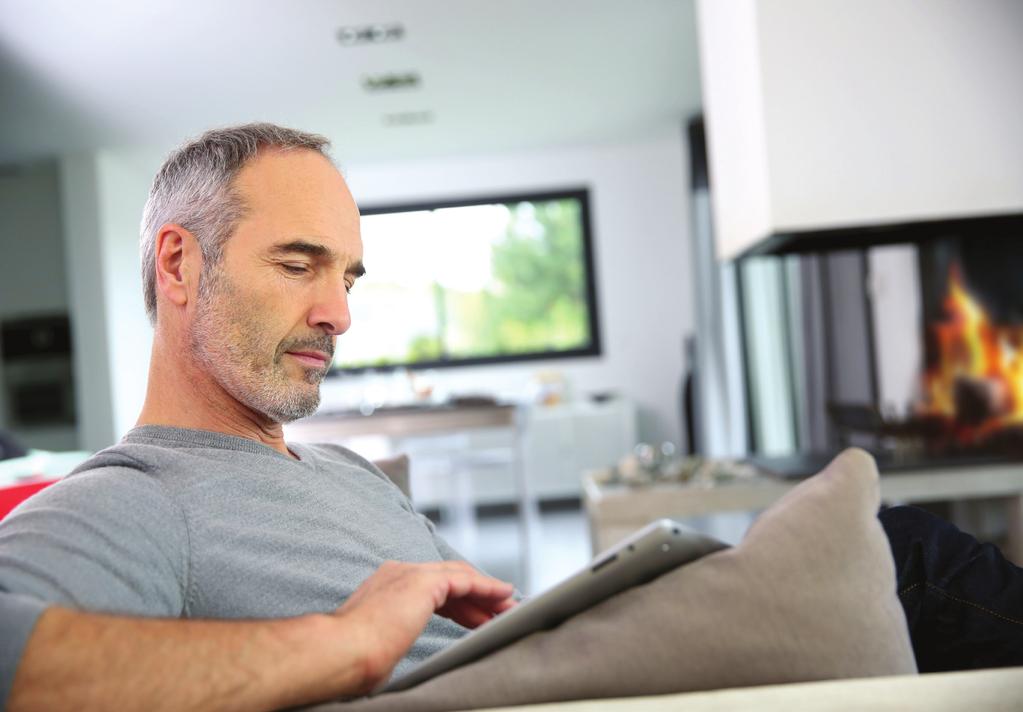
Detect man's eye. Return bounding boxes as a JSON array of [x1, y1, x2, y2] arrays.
[[281, 264, 309, 275]]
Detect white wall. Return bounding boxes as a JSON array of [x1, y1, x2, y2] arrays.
[[94, 150, 163, 442], [61, 132, 694, 448], [694, 0, 772, 262], [59, 155, 117, 450], [698, 0, 1023, 258], [59, 150, 158, 450]]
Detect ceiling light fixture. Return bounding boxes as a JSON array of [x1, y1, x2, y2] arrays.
[[337, 23, 404, 46]]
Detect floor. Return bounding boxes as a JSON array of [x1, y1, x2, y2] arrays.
[[430, 503, 759, 596], [432, 505, 593, 595]]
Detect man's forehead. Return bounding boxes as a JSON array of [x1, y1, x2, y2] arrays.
[[235, 149, 354, 212], [228, 148, 361, 251]]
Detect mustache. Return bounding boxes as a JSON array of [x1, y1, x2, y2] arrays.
[[277, 335, 336, 363]]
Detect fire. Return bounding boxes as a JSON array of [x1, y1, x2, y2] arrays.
[[921, 265, 1023, 442]]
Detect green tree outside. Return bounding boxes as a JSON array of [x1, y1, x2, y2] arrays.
[[418, 198, 590, 360]]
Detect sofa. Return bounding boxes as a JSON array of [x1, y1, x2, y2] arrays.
[[341, 449, 1023, 711], [474, 667, 1023, 711]]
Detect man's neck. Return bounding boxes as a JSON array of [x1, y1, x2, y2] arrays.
[[137, 331, 295, 459]]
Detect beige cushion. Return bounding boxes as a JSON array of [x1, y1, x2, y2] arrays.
[[372, 454, 411, 498], [336, 448, 916, 711]]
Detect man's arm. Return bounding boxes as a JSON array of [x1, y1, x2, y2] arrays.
[[11, 607, 353, 712], [9, 560, 516, 712]]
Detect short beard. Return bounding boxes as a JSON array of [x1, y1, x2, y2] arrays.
[[189, 266, 332, 424]]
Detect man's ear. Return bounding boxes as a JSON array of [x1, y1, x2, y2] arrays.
[[154, 224, 201, 310]]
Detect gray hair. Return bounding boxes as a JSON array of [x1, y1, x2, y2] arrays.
[[139, 123, 332, 325]]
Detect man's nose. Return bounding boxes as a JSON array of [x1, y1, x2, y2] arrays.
[[308, 283, 351, 336]]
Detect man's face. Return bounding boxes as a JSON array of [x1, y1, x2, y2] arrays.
[[188, 148, 363, 423]]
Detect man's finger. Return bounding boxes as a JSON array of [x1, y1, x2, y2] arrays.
[[444, 572, 514, 600], [492, 597, 518, 614], [452, 604, 494, 629], [437, 599, 502, 629]]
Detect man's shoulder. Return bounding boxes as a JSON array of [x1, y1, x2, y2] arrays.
[[68, 443, 159, 478], [59, 439, 182, 490], [41, 441, 187, 513], [6, 442, 186, 533], [65, 432, 238, 483]]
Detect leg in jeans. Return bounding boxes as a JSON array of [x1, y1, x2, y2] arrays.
[[880, 505, 1023, 672]]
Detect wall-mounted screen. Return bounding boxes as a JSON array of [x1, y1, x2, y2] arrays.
[[332, 189, 601, 373]]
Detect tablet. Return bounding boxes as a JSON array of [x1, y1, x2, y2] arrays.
[[380, 518, 728, 694]]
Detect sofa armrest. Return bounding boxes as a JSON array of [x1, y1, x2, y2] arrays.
[[473, 668, 1023, 712]]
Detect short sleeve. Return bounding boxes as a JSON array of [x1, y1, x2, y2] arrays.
[[0, 591, 48, 707], [0, 466, 190, 616]]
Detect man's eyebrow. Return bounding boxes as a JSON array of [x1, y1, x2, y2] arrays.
[[269, 240, 364, 277], [269, 240, 333, 258]]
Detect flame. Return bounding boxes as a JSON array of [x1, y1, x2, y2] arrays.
[[920, 265, 1023, 442]]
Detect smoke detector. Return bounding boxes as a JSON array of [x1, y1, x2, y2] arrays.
[[362, 72, 421, 92]]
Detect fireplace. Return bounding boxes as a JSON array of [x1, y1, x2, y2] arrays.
[[732, 213, 1023, 475]]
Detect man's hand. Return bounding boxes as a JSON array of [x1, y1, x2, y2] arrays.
[[336, 560, 517, 691]]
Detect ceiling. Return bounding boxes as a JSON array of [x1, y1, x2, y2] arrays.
[[0, 0, 702, 165]]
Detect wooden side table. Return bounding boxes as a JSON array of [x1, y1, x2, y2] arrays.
[[583, 462, 1023, 563]]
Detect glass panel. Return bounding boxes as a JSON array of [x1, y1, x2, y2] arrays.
[[740, 258, 798, 455]]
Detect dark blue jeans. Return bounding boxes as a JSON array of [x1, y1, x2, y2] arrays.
[[880, 505, 1023, 672]]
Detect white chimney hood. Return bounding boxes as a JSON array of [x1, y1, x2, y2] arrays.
[[695, 0, 1023, 260]]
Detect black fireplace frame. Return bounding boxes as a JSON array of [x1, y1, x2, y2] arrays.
[[739, 212, 1023, 259]]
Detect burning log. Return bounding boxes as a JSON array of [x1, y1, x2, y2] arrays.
[[953, 376, 1012, 426]]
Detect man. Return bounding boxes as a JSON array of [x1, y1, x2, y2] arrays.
[[1, 125, 515, 710], [1, 124, 1021, 711]]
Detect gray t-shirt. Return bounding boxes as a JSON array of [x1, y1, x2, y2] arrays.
[[0, 425, 470, 706]]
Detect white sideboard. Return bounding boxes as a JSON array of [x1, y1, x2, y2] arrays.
[[407, 398, 636, 509], [286, 398, 637, 510]]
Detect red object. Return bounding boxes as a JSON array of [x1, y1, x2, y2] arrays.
[[0, 479, 60, 520]]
